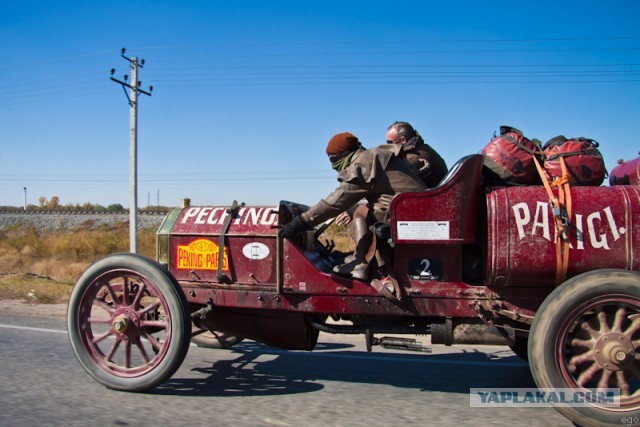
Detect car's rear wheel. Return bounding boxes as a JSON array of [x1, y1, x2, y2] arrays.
[[529, 269, 640, 427]]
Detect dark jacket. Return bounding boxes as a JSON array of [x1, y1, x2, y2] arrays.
[[400, 135, 447, 188], [301, 144, 426, 227]]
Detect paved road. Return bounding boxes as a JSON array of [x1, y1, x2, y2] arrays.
[[0, 312, 571, 427]]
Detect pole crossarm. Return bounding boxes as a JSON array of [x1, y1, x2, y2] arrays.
[[110, 77, 153, 97]]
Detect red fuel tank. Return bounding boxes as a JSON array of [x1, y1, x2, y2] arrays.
[[485, 185, 640, 287], [610, 153, 640, 186]]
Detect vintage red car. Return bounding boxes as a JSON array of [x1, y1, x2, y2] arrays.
[[67, 153, 640, 427]]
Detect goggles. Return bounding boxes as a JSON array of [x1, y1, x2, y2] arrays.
[[330, 150, 357, 172]]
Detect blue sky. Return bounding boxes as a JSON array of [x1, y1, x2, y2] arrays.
[[1, 1, 639, 208]]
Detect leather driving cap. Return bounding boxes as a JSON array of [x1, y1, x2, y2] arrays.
[[326, 132, 360, 156]]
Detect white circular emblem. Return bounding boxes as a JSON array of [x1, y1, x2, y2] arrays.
[[242, 242, 270, 260]]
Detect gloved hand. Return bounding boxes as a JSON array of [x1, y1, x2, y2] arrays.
[[278, 215, 310, 239]]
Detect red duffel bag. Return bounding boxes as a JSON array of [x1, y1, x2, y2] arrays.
[[542, 136, 607, 186], [609, 152, 640, 186], [481, 126, 542, 185]]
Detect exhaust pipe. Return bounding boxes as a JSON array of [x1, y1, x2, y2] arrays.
[[431, 319, 515, 346]]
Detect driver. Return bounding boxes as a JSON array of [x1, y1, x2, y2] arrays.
[[278, 131, 426, 281]]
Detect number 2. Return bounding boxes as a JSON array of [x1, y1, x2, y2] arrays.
[[420, 259, 431, 276]]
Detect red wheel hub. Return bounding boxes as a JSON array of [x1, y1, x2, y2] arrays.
[[593, 332, 635, 371], [111, 307, 142, 340]]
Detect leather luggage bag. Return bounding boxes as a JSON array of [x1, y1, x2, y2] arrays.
[[542, 136, 607, 186], [609, 152, 640, 186], [481, 126, 542, 185]]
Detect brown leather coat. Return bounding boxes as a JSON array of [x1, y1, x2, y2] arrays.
[[301, 144, 426, 227], [400, 135, 447, 188]]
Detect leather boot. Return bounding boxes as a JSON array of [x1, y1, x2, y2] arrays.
[[332, 215, 373, 280]]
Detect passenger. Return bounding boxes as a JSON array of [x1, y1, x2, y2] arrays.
[[385, 121, 447, 187], [278, 132, 426, 282], [334, 121, 447, 227]]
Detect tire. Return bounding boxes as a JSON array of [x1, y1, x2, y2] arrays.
[[67, 253, 191, 392], [529, 269, 640, 427], [191, 325, 244, 349]]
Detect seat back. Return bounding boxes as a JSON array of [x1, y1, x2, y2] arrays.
[[390, 154, 483, 244]]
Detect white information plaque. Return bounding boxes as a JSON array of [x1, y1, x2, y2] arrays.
[[397, 221, 450, 240]]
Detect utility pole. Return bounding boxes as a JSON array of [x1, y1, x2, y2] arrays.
[[110, 48, 153, 253]]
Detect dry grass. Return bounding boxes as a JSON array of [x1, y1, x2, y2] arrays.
[[320, 223, 355, 253], [0, 223, 156, 303], [0, 221, 353, 304], [0, 273, 71, 304]]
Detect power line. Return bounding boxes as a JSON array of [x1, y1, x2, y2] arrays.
[[141, 46, 640, 63], [156, 79, 640, 88], [144, 63, 640, 73], [1, 38, 637, 108], [128, 35, 640, 51], [3, 36, 637, 74], [3, 68, 638, 99], [0, 175, 335, 183], [0, 49, 114, 71], [0, 78, 106, 97], [148, 72, 640, 82], [147, 68, 640, 76], [0, 89, 113, 108]]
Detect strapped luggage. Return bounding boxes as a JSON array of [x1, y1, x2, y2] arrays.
[[609, 153, 640, 186], [542, 136, 607, 186], [481, 126, 542, 185]]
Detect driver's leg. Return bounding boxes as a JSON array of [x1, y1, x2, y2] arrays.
[[333, 204, 373, 280]]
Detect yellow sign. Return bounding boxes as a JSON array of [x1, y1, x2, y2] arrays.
[[177, 239, 228, 271]]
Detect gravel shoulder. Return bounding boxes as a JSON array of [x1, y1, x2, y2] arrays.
[[0, 299, 68, 318]]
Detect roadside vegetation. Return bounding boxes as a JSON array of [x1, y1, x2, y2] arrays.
[[0, 222, 156, 303], [0, 196, 171, 212], [0, 220, 352, 304]]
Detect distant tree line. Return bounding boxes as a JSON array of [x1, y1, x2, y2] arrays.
[[0, 196, 170, 212]]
